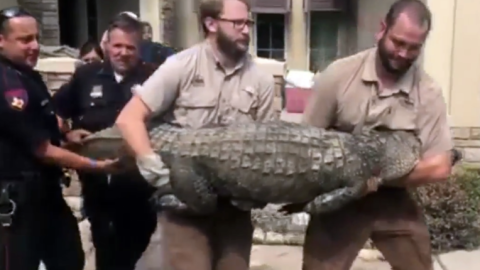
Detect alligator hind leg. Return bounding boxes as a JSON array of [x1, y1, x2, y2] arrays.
[[230, 200, 267, 211], [302, 177, 381, 215], [151, 192, 189, 212], [168, 157, 218, 215]]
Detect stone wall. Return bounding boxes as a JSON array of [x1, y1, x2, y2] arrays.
[[19, 0, 60, 46], [161, 0, 176, 46], [452, 127, 480, 165]]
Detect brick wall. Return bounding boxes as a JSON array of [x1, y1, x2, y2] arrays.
[[19, 0, 60, 45], [161, 0, 176, 46], [452, 127, 480, 165]]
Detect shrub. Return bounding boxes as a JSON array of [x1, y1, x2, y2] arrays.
[[415, 168, 480, 253]]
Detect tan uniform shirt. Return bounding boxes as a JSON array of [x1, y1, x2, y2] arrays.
[[303, 48, 453, 157], [135, 41, 276, 128]]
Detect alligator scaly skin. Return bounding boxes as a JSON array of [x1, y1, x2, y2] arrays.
[[73, 121, 421, 215]]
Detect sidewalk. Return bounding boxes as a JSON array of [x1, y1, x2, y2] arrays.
[[251, 245, 480, 270]]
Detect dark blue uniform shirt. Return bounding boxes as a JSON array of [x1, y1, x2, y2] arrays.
[[0, 56, 62, 179]]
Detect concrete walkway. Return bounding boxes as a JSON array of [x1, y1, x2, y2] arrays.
[[250, 245, 480, 270]]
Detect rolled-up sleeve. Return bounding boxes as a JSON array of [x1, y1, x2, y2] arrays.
[[135, 57, 183, 115], [302, 66, 339, 128], [416, 86, 453, 157]]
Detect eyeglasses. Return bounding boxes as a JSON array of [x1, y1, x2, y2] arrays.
[[0, 6, 32, 25], [216, 17, 255, 30]]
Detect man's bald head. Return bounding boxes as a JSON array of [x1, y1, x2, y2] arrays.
[[385, 0, 431, 32]]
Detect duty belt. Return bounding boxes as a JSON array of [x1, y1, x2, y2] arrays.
[[0, 183, 15, 227], [0, 183, 16, 270]]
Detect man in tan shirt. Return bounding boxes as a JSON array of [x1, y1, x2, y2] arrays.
[[300, 1, 453, 269], [115, 0, 276, 269]]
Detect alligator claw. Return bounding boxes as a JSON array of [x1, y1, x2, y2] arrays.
[[362, 176, 381, 196], [451, 148, 462, 165], [151, 194, 188, 211], [279, 203, 307, 215], [152, 194, 208, 216], [231, 200, 267, 211]]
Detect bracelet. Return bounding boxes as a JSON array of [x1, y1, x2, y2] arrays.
[[89, 159, 97, 168]]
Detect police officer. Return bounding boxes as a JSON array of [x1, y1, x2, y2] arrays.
[[140, 21, 176, 65], [0, 6, 116, 270], [52, 15, 157, 270]]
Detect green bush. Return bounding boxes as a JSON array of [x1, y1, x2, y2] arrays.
[[415, 168, 480, 253]]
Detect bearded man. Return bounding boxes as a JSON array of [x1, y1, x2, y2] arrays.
[[114, 0, 276, 269], [299, 1, 453, 269]]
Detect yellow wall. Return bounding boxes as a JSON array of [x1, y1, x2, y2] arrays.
[[423, 0, 455, 114], [447, 0, 480, 127], [286, 0, 307, 69], [139, 0, 479, 128], [139, 0, 163, 42], [424, 0, 480, 127]]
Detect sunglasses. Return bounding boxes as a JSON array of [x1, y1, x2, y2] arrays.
[[0, 6, 32, 25]]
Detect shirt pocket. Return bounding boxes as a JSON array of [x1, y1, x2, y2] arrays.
[[379, 97, 417, 132], [230, 86, 258, 118], [175, 86, 217, 125]]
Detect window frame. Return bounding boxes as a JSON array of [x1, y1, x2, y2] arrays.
[[251, 13, 289, 60], [305, 10, 342, 72]]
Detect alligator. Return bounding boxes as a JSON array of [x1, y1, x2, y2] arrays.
[[68, 121, 422, 215]]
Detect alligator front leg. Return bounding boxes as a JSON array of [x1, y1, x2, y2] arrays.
[[302, 176, 381, 215], [151, 192, 189, 211], [168, 157, 218, 215], [230, 200, 267, 211]]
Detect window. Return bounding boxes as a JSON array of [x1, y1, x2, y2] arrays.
[[255, 14, 286, 60], [308, 11, 341, 72]]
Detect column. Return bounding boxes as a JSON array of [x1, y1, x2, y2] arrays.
[[449, 0, 480, 127], [423, 0, 456, 113], [139, 0, 163, 42], [287, 0, 308, 69]]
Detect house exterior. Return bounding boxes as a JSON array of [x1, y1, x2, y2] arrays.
[[3, 0, 480, 163]]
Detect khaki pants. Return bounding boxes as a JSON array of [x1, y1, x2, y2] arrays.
[[138, 202, 253, 270], [303, 187, 433, 270]]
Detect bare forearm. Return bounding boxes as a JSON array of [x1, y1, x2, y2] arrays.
[[388, 153, 452, 188], [116, 120, 154, 157], [115, 95, 159, 157], [405, 160, 450, 186], [37, 144, 99, 171]]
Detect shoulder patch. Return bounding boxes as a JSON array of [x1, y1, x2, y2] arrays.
[[4, 89, 28, 111]]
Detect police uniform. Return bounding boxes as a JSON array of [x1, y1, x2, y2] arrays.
[[0, 56, 84, 270], [302, 48, 453, 270], [52, 61, 157, 270], [135, 41, 276, 270], [140, 40, 176, 66]]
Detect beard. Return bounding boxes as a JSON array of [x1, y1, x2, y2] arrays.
[[216, 28, 249, 63], [377, 37, 415, 76]]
